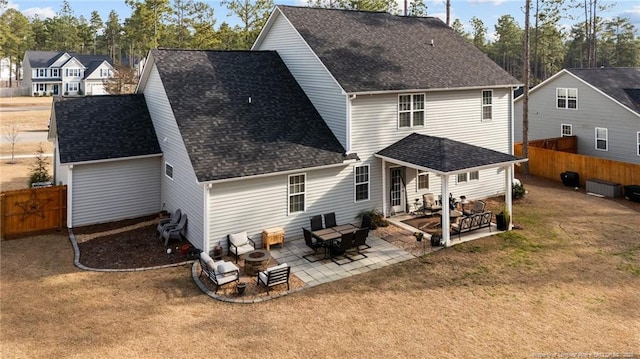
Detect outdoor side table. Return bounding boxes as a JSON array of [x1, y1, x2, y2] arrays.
[[262, 227, 285, 250]]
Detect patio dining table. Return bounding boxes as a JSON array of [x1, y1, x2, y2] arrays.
[[311, 223, 358, 258]]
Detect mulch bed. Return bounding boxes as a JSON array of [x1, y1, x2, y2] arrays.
[[74, 214, 193, 269]]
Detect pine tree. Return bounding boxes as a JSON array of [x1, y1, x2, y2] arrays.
[[28, 144, 52, 187]]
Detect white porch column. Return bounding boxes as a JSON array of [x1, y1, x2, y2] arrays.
[[381, 159, 388, 217], [504, 165, 513, 230], [441, 174, 451, 247]]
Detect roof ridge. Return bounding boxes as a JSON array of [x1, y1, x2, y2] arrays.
[[278, 4, 441, 20]]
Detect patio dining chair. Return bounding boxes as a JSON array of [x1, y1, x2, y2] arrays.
[[156, 208, 181, 238], [323, 212, 337, 228], [310, 215, 323, 231], [302, 228, 325, 262], [360, 214, 372, 229], [330, 231, 354, 265], [161, 213, 187, 246], [347, 228, 369, 259]]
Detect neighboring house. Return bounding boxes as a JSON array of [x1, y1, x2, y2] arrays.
[[23, 51, 115, 96], [51, 6, 525, 250], [48, 95, 162, 227], [514, 68, 640, 165]]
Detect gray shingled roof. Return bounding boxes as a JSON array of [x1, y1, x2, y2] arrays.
[[151, 49, 356, 182], [567, 68, 640, 115], [376, 133, 524, 173], [25, 51, 112, 74], [54, 95, 161, 164], [276, 6, 520, 93]]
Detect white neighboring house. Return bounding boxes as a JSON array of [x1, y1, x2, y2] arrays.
[[514, 68, 640, 165], [22, 51, 115, 96]]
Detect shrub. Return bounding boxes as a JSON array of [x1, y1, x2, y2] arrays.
[[77, 89, 83, 95], [358, 209, 388, 229], [512, 182, 526, 199]]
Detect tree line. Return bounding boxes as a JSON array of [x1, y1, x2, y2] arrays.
[[1, 0, 638, 87]]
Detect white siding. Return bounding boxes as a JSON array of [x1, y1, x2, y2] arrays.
[[71, 157, 161, 227], [53, 145, 68, 185], [255, 12, 348, 149], [515, 73, 640, 164], [143, 63, 206, 249], [351, 88, 514, 208], [207, 164, 372, 254]]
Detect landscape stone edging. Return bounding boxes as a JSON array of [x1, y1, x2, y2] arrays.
[[68, 228, 193, 272]]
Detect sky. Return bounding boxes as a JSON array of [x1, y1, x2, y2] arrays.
[[3, 0, 640, 40]]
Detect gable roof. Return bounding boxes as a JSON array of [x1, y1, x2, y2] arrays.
[[269, 6, 520, 93], [150, 49, 356, 182], [53, 95, 161, 164], [567, 68, 640, 114], [376, 133, 525, 174], [25, 51, 112, 71]]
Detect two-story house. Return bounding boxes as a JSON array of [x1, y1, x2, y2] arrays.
[[514, 68, 640, 165], [49, 6, 525, 254], [23, 51, 115, 96]]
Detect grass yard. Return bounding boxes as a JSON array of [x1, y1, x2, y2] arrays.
[[0, 96, 52, 132], [0, 157, 53, 191], [1, 175, 639, 358]]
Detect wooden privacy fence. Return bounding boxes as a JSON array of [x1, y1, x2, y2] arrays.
[[1, 185, 67, 239], [528, 136, 577, 153], [514, 144, 640, 187]]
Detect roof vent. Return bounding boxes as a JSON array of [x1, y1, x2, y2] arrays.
[[248, 96, 252, 104], [430, 39, 435, 47]]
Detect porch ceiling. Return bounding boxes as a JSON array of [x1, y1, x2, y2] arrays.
[[375, 133, 527, 175]]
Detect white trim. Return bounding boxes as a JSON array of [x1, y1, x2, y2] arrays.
[[349, 84, 522, 97], [354, 164, 370, 203], [61, 153, 162, 166], [595, 127, 608, 151], [200, 159, 357, 185], [416, 169, 429, 191], [203, 185, 210, 253], [556, 87, 578, 110], [561, 124, 573, 137], [637, 132, 640, 156], [287, 173, 306, 215], [67, 164, 73, 228]]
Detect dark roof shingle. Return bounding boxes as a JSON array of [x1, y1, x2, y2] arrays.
[[376, 133, 524, 173], [54, 95, 161, 164], [567, 68, 640, 114], [151, 49, 356, 182], [276, 6, 520, 93]]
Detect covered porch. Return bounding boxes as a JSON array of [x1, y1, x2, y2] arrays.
[[375, 133, 527, 247]]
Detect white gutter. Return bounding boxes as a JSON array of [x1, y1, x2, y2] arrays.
[[201, 159, 358, 185], [348, 84, 523, 97], [61, 153, 162, 167]]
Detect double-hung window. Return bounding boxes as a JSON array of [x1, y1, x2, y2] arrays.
[[51, 69, 59, 77], [417, 170, 429, 190], [398, 94, 425, 128], [595, 127, 608, 151], [355, 165, 369, 202], [561, 124, 573, 137], [288, 174, 306, 214], [37, 69, 45, 77], [482, 90, 492, 121], [557, 88, 577, 109], [66, 83, 79, 92]]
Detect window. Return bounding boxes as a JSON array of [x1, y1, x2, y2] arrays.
[[595, 127, 608, 151], [355, 165, 369, 201], [66, 68, 80, 77], [165, 163, 174, 179], [557, 88, 577, 109], [100, 68, 111, 77], [66, 83, 79, 92], [561, 124, 573, 137], [398, 94, 425, 128], [37, 69, 45, 77], [457, 171, 479, 183], [482, 90, 492, 120], [51, 69, 59, 77], [417, 170, 429, 190], [36, 84, 45, 91], [288, 174, 305, 214]]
